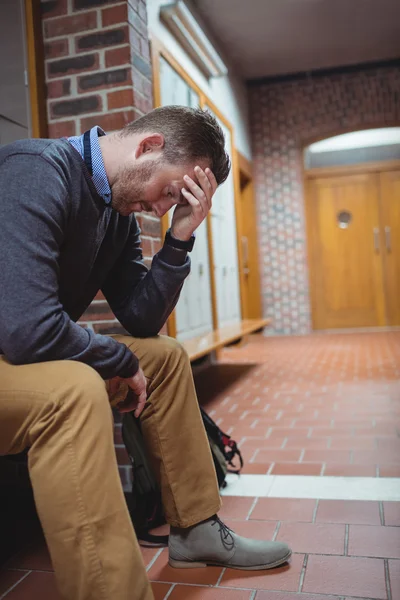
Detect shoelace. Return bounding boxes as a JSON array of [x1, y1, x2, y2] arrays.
[[211, 516, 235, 551]]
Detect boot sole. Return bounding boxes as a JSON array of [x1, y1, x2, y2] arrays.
[[169, 550, 292, 570]]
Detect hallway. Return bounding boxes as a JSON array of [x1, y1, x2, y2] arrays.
[[0, 331, 399, 599]]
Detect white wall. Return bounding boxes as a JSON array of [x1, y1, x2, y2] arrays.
[[146, 0, 252, 160]]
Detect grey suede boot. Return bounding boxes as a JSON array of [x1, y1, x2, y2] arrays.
[[169, 515, 292, 570]]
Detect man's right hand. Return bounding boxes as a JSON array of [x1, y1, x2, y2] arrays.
[[117, 367, 148, 417]]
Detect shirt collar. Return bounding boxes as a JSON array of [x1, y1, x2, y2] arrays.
[[68, 126, 112, 205]]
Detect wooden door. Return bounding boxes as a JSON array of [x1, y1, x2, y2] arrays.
[[307, 172, 386, 329], [239, 178, 262, 319], [380, 169, 400, 326]]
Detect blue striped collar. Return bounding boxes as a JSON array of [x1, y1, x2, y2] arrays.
[[68, 126, 112, 205]]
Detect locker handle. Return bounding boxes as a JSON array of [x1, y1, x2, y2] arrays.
[[385, 226, 392, 252], [373, 228, 380, 253]]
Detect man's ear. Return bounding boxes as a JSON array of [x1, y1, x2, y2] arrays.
[[135, 133, 165, 158]]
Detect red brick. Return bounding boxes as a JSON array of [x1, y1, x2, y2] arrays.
[[102, 4, 128, 27], [76, 26, 129, 53], [140, 215, 162, 237], [316, 500, 381, 525], [80, 109, 135, 132], [348, 525, 400, 559], [250, 498, 316, 522], [277, 521, 346, 555], [115, 446, 130, 465], [107, 88, 135, 111], [383, 501, 400, 526], [220, 553, 304, 591], [41, 0, 68, 19], [105, 45, 131, 68], [303, 555, 387, 599], [44, 38, 69, 59], [78, 66, 132, 92], [47, 78, 71, 99], [271, 462, 323, 475], [48, 53, 100, 79], [140, 237, 152, 257], [48, 120, 76, 138], [44, 12, 98, 38]]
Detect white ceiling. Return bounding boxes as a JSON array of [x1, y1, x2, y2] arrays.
[[191, 0, 400, 79]]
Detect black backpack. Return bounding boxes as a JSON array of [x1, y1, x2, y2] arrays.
[[122, 404, 243, 546]]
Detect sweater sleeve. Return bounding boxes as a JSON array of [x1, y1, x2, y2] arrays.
[[102, 219, 191, 337], [0, 154, 138, 379]]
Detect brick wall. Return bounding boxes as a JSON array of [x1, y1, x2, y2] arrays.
[[248, 64, 400, 335], [40, 0, 162, 489], [40, 0, 163, 338]]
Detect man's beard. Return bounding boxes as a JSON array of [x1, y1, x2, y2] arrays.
[[111, 160, 159, 215]]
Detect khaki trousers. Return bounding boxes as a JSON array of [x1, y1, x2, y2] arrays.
[[0, 335, 221, 600]]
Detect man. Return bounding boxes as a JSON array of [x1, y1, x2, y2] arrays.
[[0, 106, 291, 600]]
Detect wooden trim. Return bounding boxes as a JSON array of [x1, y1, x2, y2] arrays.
[[25, 0, 47, 138], [237, 151, 253, 181], [303, 176, 319, 330], [183, 318, 271, 362], [305, 159, 400, 179], [150, 36, 247, 333], [149, 36, 205, 100], [231, 132, 246, 319]]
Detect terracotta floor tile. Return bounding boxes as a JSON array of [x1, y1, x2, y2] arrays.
[[271, 462, 323, 476], [353, 450, 400, 465], [323, 463, 377, 477], [255, 593, 338, 600], [348, 525, 400, 559], [242, 462, 272, 474], [379, 466, 400, 477], [388, 559, 400, 600], [250, 498, 316, 522], [141, 547, 162, 568], [284, 438, 329, 450], [302, 449, 351, 463], [383, 502, 400, 526], [151, 582, 173, 600], [3, 571, 62, 600], [6, 538, 53, 571], [303, 555, 387, 599], [147, 549, 222, 585], [220, 497, 257, 520], [219, 553, 304, 591], [329, 436, 377, 449], [277, 522, 345, 555], [316, 500, 381, 525], [0, 570, 30, 597], [253, 449, 302, 463], [225, 519, 277, 540], [168, 586, 252, 599]]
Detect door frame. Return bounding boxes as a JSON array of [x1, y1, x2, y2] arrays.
[[150, 36, 246, 337], [304, 158, 400, 330], [25, 0, 47, 137]]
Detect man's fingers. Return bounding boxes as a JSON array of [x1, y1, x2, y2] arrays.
[[205, 168, 218, 196], [134, 391, 147, 418]]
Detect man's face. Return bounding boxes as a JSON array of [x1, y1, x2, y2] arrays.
[[111, 155, 209, 218]]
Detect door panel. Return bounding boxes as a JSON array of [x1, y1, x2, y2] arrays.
[[380, 169, 400, 326], [309, 173, 386, 329], [240, 180, 262, 319]]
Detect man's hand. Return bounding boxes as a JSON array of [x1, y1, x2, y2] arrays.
[[107, 368, 147, 417], [119, 368, 147, 417], [171, 166, 218, 241]]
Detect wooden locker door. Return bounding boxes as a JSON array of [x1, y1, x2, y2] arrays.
[[380, 169, 400, 326], [307, 172, 386, 329]]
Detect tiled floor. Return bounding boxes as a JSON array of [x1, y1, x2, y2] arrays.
[[1, 331, 399, 599]]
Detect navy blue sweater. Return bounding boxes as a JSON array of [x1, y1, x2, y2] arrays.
[[0, 138, 190, 378]]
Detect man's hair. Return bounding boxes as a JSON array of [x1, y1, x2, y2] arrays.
[[120, 106, 231, 185]]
